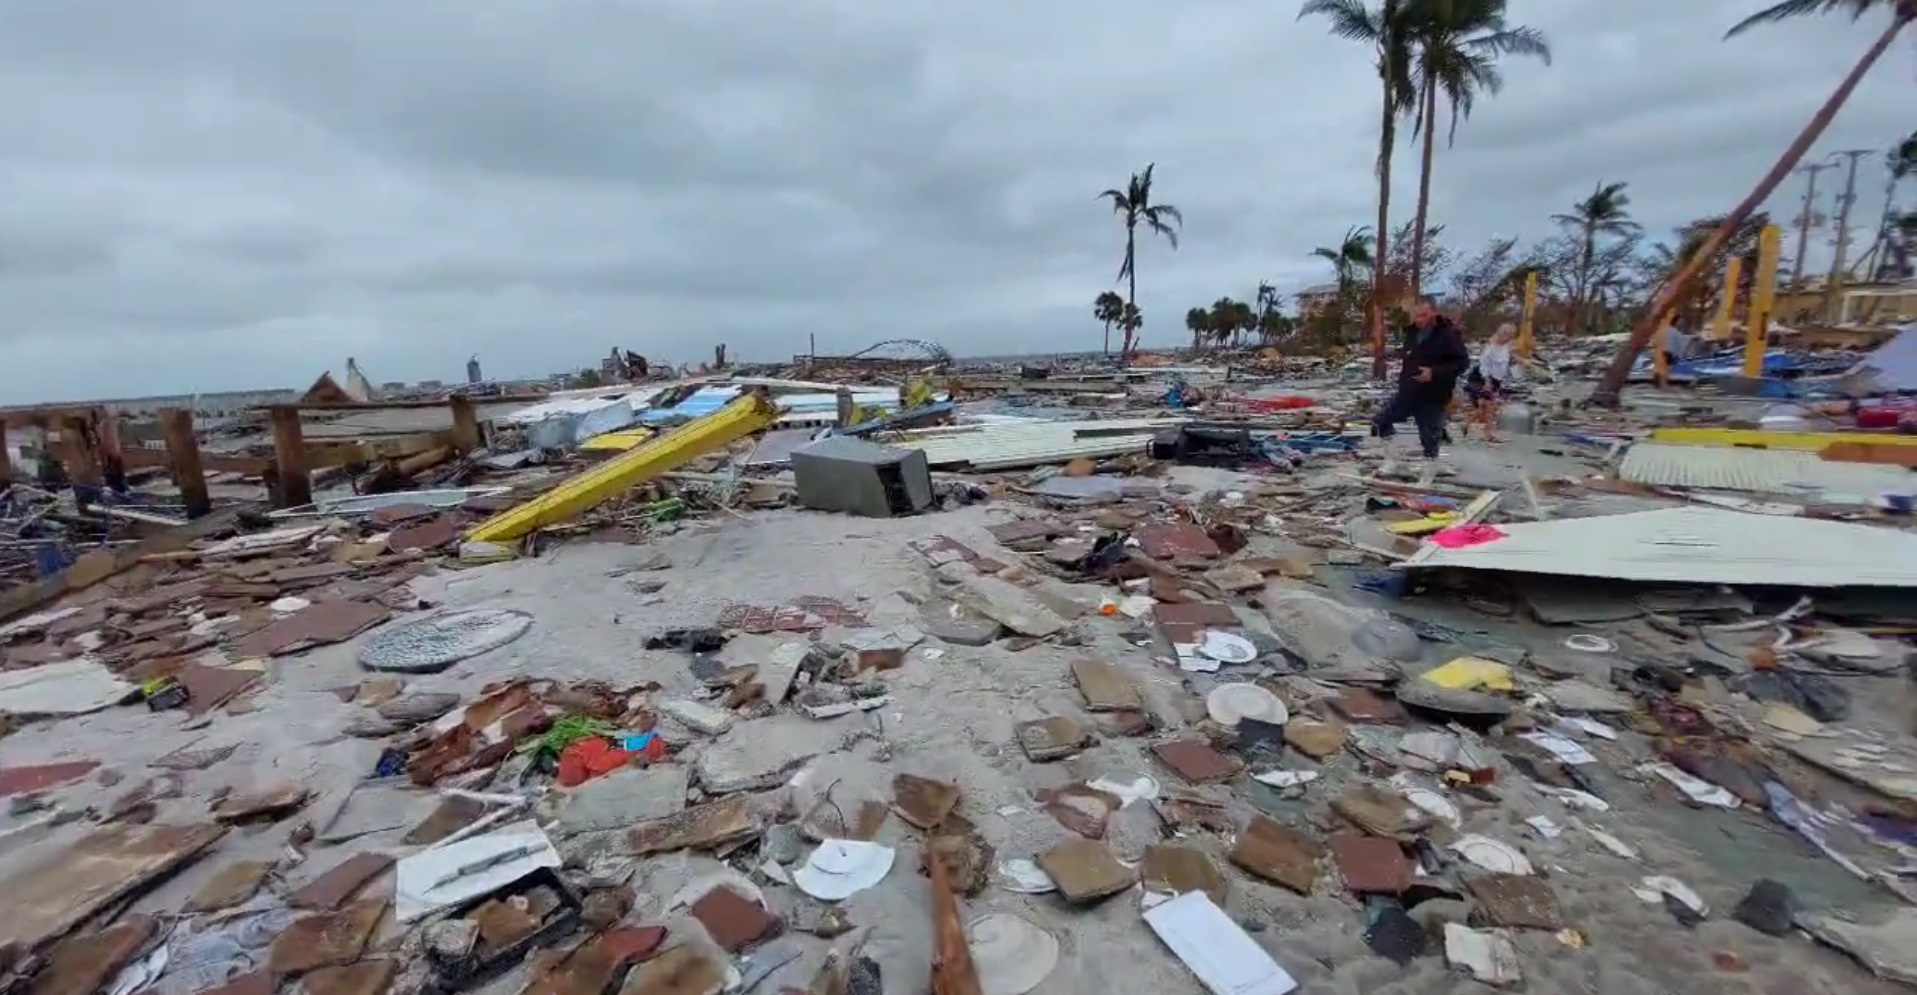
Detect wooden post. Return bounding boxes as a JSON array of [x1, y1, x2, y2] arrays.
[[58, 415, 103, 490], [449, 396, 481, 454], [1515, 271, 1538, 361], [158, 408, 211, 519], [0, 422, 11, 488], [1743, 225, 1782, 379], [269, 406, 312, 509], [834, 388, 854, 428]]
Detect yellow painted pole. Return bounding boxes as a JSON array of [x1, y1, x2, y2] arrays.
[[1516, 271, 1537, 360], [1709, 257, 1742, 341], [1742, 225, 1781, 378]]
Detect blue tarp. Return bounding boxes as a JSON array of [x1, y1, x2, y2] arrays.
[[1847, 324, 1917, 394]]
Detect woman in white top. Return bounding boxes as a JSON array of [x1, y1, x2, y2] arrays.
[[1465, 323, 1517, 442]]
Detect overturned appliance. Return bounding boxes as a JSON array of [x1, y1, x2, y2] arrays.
[[791, 437, 934, 518]]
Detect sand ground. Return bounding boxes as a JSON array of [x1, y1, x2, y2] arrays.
[[0, 433, 1909, 995]]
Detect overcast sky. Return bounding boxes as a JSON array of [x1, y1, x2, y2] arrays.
[[0, 1, 1909, 403]]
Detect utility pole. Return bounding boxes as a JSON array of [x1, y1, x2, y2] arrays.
[[1825, 148, 1874, 323], [1788, 161, 1835, 297]]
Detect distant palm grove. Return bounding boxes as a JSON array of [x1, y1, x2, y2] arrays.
[[1093, 0, 1915, 404]]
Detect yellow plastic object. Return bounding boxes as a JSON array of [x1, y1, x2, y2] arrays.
[[1386, 512, 1459, 536], [1649, 427, 1917, 451], [578, 428, 655, 453], [1421, 656, 1513, 692], [467, 393, 778, 543]]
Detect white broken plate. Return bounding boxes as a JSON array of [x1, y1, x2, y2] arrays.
[[968, 913, 1060, 995], [1197, 630, 1258, 665], [1448, 835, 1534, 875], [1252, 770, 1320, 789], [1632, 875, 1708, 917], [1641, 762, 1741, 809], [1387, 773, 1460, 827], [996, 858, 1057, 894], [1207, 683, 1288, 728], [1444, 924, 1522, 986], [793, 839, 895, 901]]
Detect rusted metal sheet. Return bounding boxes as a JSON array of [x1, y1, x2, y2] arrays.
[[0, 822, 226, 951]]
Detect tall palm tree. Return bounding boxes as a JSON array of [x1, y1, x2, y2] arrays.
[[1099, 164, 1183, 358], [1300, 0, 1415, 378], [1595, 0, 1916, 403], [1551, 181, 1640, 334], [1312, 226, 1377, 335], [1093, 291, 1125, 355], [1403, 0, 1550, 301]]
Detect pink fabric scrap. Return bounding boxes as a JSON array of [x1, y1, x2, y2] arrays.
[[1430, 524, 1508, 549]]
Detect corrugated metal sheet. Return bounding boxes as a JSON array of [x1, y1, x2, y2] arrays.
[[890, 418, 1186, 471], [1402, 506, 1917, 588], [1619, 442, 1912, 500]]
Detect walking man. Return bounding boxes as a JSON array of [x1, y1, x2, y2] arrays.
[[1371, 295, 1469, 476]]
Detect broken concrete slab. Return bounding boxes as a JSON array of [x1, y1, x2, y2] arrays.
[[1036, 838, 1134, 904], [1230, 815, 1322, 895], [290, 852, 394, 910], [187, 859, 276, 913], [1015, 717, 1095, 762], [1139, 845, 1228, 907], [659, 699, 736, 736], [892, 773, 962, 829], [629, 795, 760, 855], [269, 899, 387, 975], [918, 598, 1004, 647], [559, 764, 690, 835], [953, 571, 1068, 637], [693, 715, 851, 794], [1070, 659, 1140, 712], [28, 915, 155, 995]]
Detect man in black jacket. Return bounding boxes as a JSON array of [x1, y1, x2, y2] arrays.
[[1370, 296, 1469, 462]]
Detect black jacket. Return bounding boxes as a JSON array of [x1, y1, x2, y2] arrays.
[[1395, 316, 1469, 400]]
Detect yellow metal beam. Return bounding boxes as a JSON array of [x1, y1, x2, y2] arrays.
[[467, 393, 778, 543], [1742, 225, 1781, 378], [1515, 271, 1537, 361], [1650, 426, 1917, 451]]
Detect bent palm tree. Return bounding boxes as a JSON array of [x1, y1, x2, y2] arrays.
[[1551, 181, 1640, 334], [1301, 0, 1415, 378], [1100, 164, 1184, 358], [1594, 0, 1916, 403], [1404, 0, 1550, 301]]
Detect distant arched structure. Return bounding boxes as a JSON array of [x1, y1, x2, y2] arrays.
[[843, 339, 952, 364]]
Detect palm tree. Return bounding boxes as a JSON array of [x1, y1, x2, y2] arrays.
[[1595, 0, 1916, 403], [1118, 303, 1144, 358], [1093, 291, 1126, 355], [1403, 0, 1550, 301], [1099, 164, 1183, 358], [1186, 307, 1212, 352], [1300, 0, 1416, 378], [1551, 181, 1640, 334], [1313, 227, 1377, 337]]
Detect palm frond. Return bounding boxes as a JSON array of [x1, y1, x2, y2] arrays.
[[1726, 0, 1876, 38], [1299, 0, 1386, 42]]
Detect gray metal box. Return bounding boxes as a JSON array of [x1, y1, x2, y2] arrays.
[[790, 436, 934, 517]]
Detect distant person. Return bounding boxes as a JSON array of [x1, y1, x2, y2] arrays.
[[1654, 316, 1680, 389], [1371, 296, 1469, 477], [1464, 323, 1518, 443]]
